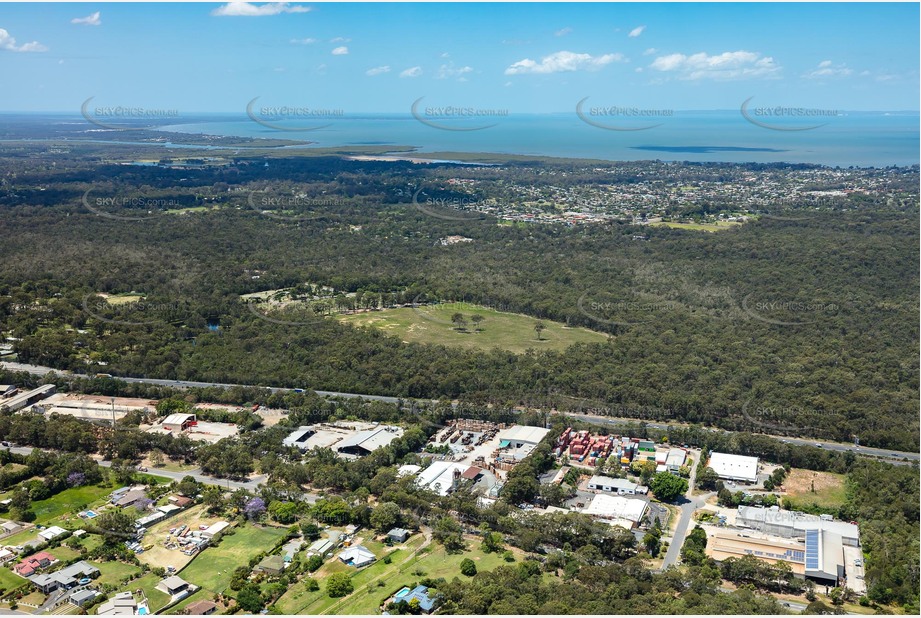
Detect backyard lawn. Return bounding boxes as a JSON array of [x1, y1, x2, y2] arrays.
[[178, 524, 289, 596], [126, 572, 171, 612], [90, 560, 143, 587], [0, 567, 27, 594], [31, 484, 115, 524]]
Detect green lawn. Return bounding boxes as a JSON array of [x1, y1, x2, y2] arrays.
[[338, 303, 608, 353], [178, 524, 289, 595], [31, 484, 115, 524], [0, 528, 38, 546], [126, 572, 171, 612], [90, 560, 143, 587], [162, 589, 214, 615], [0, 567, 28, 594]]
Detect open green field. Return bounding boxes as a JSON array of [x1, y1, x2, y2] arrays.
[[179, 524, 289, 596], [338, 303, 608, 353], [782, 469, 849, 510], [31, 484, 114, 525], [91, 560, 143, 587], [0, 527, 37, 546], [651, 220, 743, 232], [276, 534, 524, 615]]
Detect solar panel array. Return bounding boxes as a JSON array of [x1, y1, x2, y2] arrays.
[[805, 529, 820, 570]]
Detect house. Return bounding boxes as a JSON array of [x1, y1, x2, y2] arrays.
[[338, 544, 376, 567], [388, 528, 410, 543], [114, 489, 148, 508], [69, 588, 99, 607], [157, 575, 191, 596], [97, 591, 136, 615], [168, 495, 193, 508], [201, 521, 230, 540], [708, 452, 759, 484], [29, 560, 98, 593], [256, 554, 285, 575], [392, 584, 438, 613], [184, 600, 218, 615], [0, 548, 15, 564], [1, 520, 22, 535], [14, 550, 56, 577], [38, 525, 67, 541], [666, 448, 687, 472]]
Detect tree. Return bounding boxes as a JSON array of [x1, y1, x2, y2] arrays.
[[480, 528, 504, 554], [534, 321, 546, 340], [459, 558, 477, 576], [305, 554, 324, 572], [301, 522, 321, 540], [95, 509, 135, 545], [149, 449, 165, 467], [176, 475, 201, 498], [695, 466, 720, 491], [67, 472, 86, 487], [268, 501, 298, 524], [451, 313, 467, 331], [326, 572, 354, 597], [470, 314, 484, 331], [370, 502, 402, 532], [244, 497, 267, 520], [236, 583, 264, 613], [432, 516, 464, 552], [649, 472, 688, 503]]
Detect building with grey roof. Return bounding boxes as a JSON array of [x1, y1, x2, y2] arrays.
[[737, 505, 860, 546], [336, 425, 404, 457]]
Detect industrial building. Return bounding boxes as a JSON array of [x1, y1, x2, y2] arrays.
[[415, 461, 483, 496], [587, 475, 646, 495], [708, 452, 760, 483], [666, 448, 687, 472], [33, 392, 153, 424], [337, 425, 404, 457], [201, 521, 230, 540], [282, 422, 403, 457], [737, 506, 860, 546], [579, 494, 648, 529], [1, 384, 56, 412]]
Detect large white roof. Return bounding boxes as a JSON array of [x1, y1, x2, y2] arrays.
[[415, 461, 470, 496], [581, 494, 647, 523], [708, 452, 759, 482], [498, 425, 550, 445]]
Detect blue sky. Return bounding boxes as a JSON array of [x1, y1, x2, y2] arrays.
[[1, 2, 918, 113]]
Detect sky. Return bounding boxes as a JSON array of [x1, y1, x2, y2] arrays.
[[0, 1, 918, 114]]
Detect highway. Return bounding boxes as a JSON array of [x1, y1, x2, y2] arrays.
[[3, 361, 918, 463]]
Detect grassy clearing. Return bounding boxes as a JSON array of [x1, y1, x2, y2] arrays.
[[650, 221, 743, 232], [782, 468, 848, 509], [31, 484, 114, 524], [90, 560, 143, 587], [102, 293, 144, 305], [338, 303, 608, 354], [0, 567, 28, 593], [126, 572, 171, 612], [179, 524, 289, 596]]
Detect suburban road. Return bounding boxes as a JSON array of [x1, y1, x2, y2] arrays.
[[3, 361, 918, 464], [660, 453, 714, 570]]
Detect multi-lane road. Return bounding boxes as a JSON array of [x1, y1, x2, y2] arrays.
[[3, 361, 918, 463]]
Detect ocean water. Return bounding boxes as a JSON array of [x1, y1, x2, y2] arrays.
[[157, 111, 920, 167]]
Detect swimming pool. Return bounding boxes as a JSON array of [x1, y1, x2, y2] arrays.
[[395, 587, 411, 598], [138, 608, 148, 615], [85, 510, 98, 518]]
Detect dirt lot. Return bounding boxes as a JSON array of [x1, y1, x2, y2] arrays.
[[782, 468, 848, 507], [137, 504, 228, 571]]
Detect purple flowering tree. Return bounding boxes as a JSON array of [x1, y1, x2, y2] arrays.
[[243, 497, 266, 520], [67, 472, 86, 487]]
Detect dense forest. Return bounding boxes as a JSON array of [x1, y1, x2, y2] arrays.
[[0, 148, 918, 452]]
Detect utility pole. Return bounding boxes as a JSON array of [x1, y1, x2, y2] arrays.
[[111, 397, 116, 428]]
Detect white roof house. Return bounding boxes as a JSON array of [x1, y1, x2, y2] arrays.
[[666, 448, 687, 471], [580, 494, 648, 529], [97, 591, 136, 615], [338, 544, 376, 567], [38, 526, 67, 541], [708, 452, 759, 483]]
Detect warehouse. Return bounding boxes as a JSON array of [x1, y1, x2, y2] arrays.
[[737, 505, 860, 546], [415, 461, 476, 496], [666, 448, 687, 472], [336, 425, 404, 457], [587, 475, 645, 495], [1, 384, 56, 412], [579, 494, 648, 529], [708, 452, 759, 483]]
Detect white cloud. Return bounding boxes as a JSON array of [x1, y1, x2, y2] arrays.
[[331, 46, 349, 55], [628, 25, 646, 38], [803, 59, 852, 79], [399, 66, 422, 78], [71, 11, 101, 26], [290, 38, 316, 45], [555, 27, 572, 37], [330, 37, 350, 43], [366, 65, 390, 76], [505, 50, 624, 75], [643, 47, 657, 56], [436, 63, 473, 79], [649, 50, 780, 80], [0, 28, 47, 52], [211, 3, 310, 17]]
